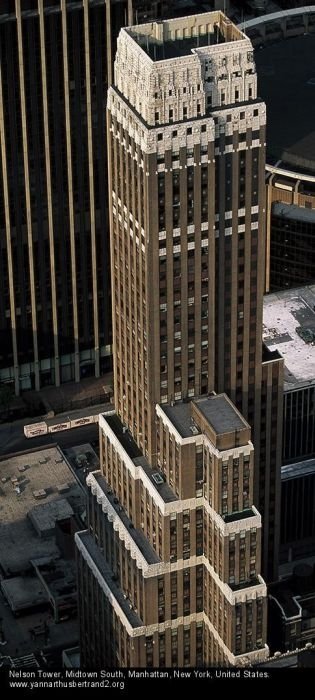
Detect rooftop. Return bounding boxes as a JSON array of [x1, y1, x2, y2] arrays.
[[281, 458, 315, 481], [127, 12, 245, 62], [63, 443, 100, 487], [76, 530, 143, 629], [1, 576, 48, 613], [263, 285, 315, 390], [270, 585, 301, 619], [0, 582, 79, 660], [272, 201, 315, 225], [0, 445, 81, 523], [162, 402, 198, 439], [230, 576, 261, 592], [134, 457, 178, 504], [0, 446, 85, 574], [162, 393, 249, 440], [32, 557, 76, 602], [193, 394, 249, 435], [0, 519, 61, 577], [255, 35, 315, 169], [62, 646, 80, 669], [223, 508, 256, 524], [28, 499, 74, 538], [103, 414, 178, 503], [282, 132, 315, 174], [93, 472, 161, 565], [105, 415, 142, 460], [132, 28, 226, 60], [270, 564, 315, 620]]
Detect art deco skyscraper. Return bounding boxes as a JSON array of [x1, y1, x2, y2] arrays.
[[76, 11, 283, 667]]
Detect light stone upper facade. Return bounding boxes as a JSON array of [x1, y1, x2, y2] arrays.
[[113, 12, 257, 126]]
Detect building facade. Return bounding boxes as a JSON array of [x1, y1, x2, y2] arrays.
[[280, 459, 315, 565], [268, 203, 315, 292], [263, 285, 315, 466], [265, 171, 315, 293], [76, 11, 284, 667], [0, 0, 169, 394], [268, 563, 315, 654]]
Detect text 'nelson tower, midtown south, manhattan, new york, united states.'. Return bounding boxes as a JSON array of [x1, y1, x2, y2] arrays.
[[76, 11, 284, 667]]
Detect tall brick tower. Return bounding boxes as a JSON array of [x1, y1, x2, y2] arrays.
[[76, 11, 283, 667]]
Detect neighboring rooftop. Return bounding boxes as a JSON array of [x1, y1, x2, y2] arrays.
[[255, 35, 315, 168], [0, 446, 84, 574], [62, 646, 80, 669], [28, 499, 74, 538], [63, 443, 100, 487], [263, 285, 315, 389], [0, 446, 81, 523], [127, 12, 245, 61], [32, 557, 76, 604], [270, 586, 301, 619], [281, 458, 315, 481], [282, 132, 315, 174], [273, 201, 315, 225], [1, 576, 48, 614]]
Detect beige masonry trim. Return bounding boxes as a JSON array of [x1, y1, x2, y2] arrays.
[[38, 0, 60, 386], [86, 471, 264, 602], [76, 528, 269, 664], [61, 0, 79, 382], [16, 0, 40, 390], [0, 63, 19, 394], [83, 0, 100, 378]]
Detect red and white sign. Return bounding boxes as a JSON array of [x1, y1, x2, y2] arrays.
[[24, 422, 48, 438], [70, 416, 94, 428], [48, 421, 71, 433]]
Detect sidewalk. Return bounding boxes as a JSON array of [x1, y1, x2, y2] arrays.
[[21, 373, 113, 417]]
